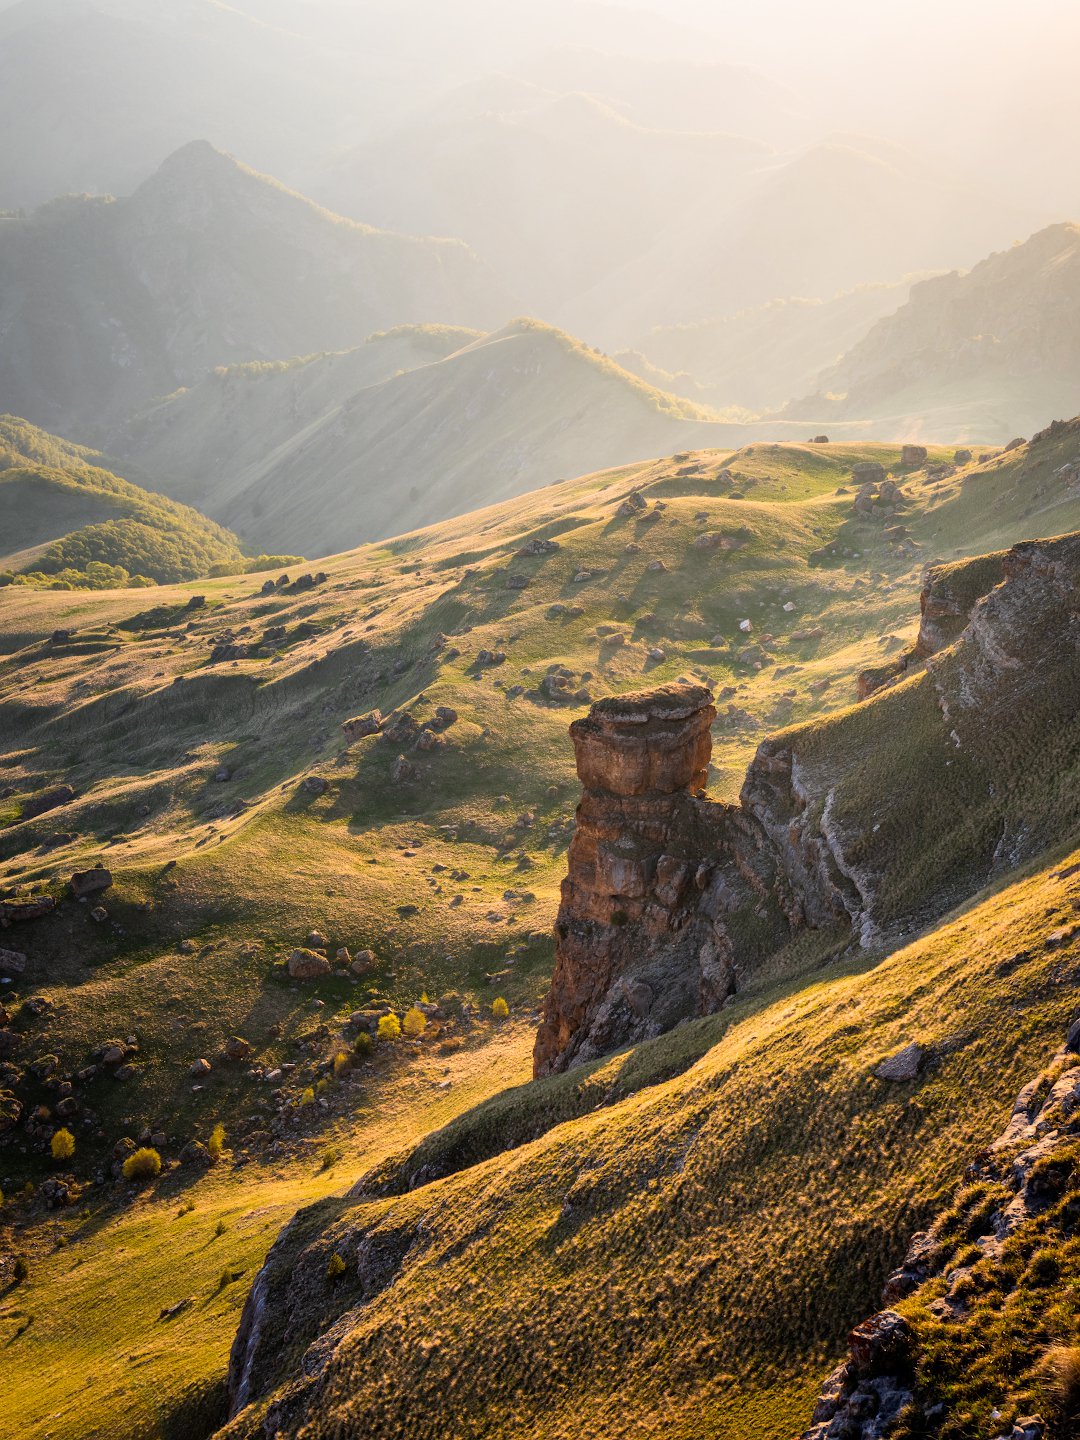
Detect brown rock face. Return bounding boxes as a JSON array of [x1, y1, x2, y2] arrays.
[[533, 685, 794, 1077]]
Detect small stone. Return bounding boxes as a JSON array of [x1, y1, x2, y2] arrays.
[[190, 1058, 212, 1077], [90, 906, 109, 923]]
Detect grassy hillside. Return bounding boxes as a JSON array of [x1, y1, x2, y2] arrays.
[[2, 428, 1080, 1437], [0, 416, 250, 585], [216, 837, 1080, 1440], [0, 142, 505, 438], [115, 317, 888, 557]]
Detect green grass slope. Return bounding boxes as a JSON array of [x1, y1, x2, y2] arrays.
[[0, 416, 249, 585], [218, 842, 1080, 1440], [2, 427, 1080, 1437]]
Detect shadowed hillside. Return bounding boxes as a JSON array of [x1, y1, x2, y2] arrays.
[[0, 142, 506, 438]]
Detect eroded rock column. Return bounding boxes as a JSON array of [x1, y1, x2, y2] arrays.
[[534, 685, 734, 1076]]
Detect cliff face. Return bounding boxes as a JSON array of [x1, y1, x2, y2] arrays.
[[538, 532, 1080, 1075], [532, 685, 796, 1076], [857, 549, 1007, 700]]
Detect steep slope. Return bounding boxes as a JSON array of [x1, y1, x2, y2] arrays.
[[4, 428, 1080, 1437], [619, 280, 915, 413], [213, 586, 1080, 1440], [0, 415, 246, 582], [790, 222, 1080, 443], [0, 143, 505, 438], [803, 1021, 1080, 1439]]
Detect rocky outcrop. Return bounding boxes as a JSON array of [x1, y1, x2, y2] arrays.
[[802, 1021, 1080, 1440], [540, 531, 1080, 1075], [533, 685, 796, 1076], [857, 550, 1007, 699]]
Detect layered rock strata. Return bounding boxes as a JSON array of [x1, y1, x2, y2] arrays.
[[533, 685, 797, 1076]]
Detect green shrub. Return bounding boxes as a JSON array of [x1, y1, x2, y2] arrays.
[[122, 1147, 161, 1183], [492, 997, 509, 1021], [326, 1252, 347, 1281], [354, 1032, 374, 1058]]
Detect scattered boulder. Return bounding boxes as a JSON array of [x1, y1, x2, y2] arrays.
[[190, 1058, 212, 1077], [69, 867, 112, 899], [953, 448, 972, 465], [875, 1042, 924, 1081], [343, 711, 382, 741], [288, 948, 331, 981], [1, 894, 56, 924], [0, 948, 27, 973], [427, 706, 458, 732], [350, 949, 376, 977], [516, 537, 560, 557], [900, 444, 928, 467], [391, 755, 420, 784], [851, 461, 887, 485], [179, 1140, 212, 1169], [223, 1036, 251, 1062], [301, 776, 327, 795]]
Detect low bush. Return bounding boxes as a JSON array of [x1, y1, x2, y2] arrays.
[[50, 1128, 75, 1162], [122, 1147, 161, 1183]]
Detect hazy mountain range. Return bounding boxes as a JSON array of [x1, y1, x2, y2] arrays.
[[791, 222, 1080, 440], [0, 141, 504, 438]]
